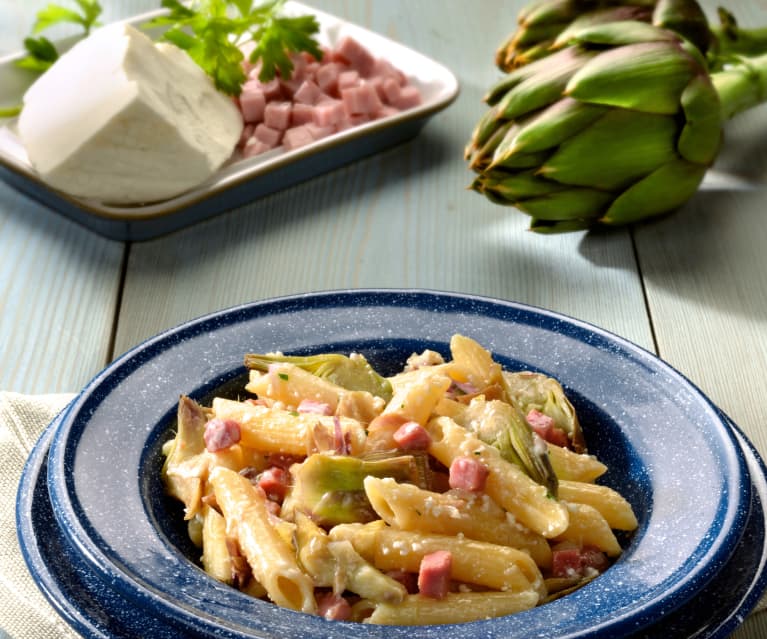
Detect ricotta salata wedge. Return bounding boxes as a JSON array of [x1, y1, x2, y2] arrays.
[[17, 23, 243, 204]]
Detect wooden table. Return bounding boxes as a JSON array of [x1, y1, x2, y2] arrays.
[[1, 1, 766, 637]]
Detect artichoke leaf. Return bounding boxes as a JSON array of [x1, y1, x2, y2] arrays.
[[244, 351, 392, 402], [290, 453, 419, 527], [162, 396, 210, 519], [566, 40, 698, 114], [460, 397, 558, 498], [503, 371, 586, 453]]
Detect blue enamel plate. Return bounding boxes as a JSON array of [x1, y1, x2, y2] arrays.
[[23, 290, 764, 638]]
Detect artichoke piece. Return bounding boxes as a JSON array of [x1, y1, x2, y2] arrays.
[[290, 453, 419, 527], [244, 351, 392, 402], [162, 395, 209, 519], [503, 371, 586, 453], [460, 398, 558, 499]]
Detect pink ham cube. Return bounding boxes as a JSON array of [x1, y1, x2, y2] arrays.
[[264, 101, 293, 130], [291, 102, 315, 125], [316, 62, 345, 96], [293, 79, 322, 105], [393, 85, 422, 110], [239, 87, 266, 123], [335, 36, 377, 77], [282, 125, 315, 150], [341, 82, 383, 115], [312, 99, 345, 127], [254, 123, 282, 147]]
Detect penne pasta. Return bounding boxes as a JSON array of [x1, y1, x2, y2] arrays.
[[245, 363, 343, 411], [547, 443, 607, 482], [363, 476, 552, 568], [555, 502, 623, 557], [162, 335, 638, 626], [365, 591, 539, 625], [557, 480, 638, 531], [425, 416, 570, 538], [211, 397, 367, 455], [208, 467, 317, 614], [330, 519, 546, 598]]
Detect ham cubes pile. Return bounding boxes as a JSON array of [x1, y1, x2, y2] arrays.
[[236, 36, 423, 157]]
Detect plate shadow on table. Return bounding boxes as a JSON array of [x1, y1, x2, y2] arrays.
[[576, 184, 767, 324]]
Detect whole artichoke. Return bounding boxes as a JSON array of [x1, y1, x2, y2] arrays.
[[467, 0, 767, 232]]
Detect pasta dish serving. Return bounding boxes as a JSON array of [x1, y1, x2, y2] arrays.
[[161, 334, 638, 625]]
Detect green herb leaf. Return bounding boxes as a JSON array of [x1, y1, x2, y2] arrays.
[[146, 0, 321, 96], [16, 36, 60, 72], [33, 0, 101, 34], [16, 1, 102, 74], [0, 106, 22, 118]]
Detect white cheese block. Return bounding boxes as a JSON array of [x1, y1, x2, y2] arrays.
[[18, 23, 243, 204]]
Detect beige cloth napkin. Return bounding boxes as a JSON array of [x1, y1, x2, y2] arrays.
[[1, 391, 79, 639], [2, 392, 767, 639]]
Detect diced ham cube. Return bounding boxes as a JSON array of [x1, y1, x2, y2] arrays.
[[551, 545, 610, 578], [306, 123, 335, 140], [527, 408, 569, 448], [316, 62, 345, 95], [264, 101, 292, 130], [392, 421, 432, 450], [341, 82, 383, 116], [242, 138, 273, 158], [448, 456, 489, 492], [204, 418, 241, 452], [373, 58, 407, 85], [291, 102, 315, 126], [239, 87, 266, 123], [312, 99, 345, 127], [254, 77, 283, 100], [279, 76, 303, 98], [551, 547, 582, 578], [392, 84, 422, 110], [317, 592, 352, 621], [257, 466, 290, 502], [418, 550, 452, 599], [338, 69, 360, 91], [386, 569, 419, 594], [293, 79, 322, 105], [335, 36, 377, 77], [254, 123, 282, 147], [282, 125, 315, 150], [297, 399, 333, 415], [381, 76, 402, 105]]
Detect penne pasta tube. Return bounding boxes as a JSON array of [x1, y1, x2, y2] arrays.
[[211, 397, 366, 455], [425, 416, 569, 538], [330, 519, 545, 598], [555, 502, 623, 557], [382, 369, 453, 424], [208, 467, 317, 614], [557, 480, 638, 531], [200, 504, 232, 584], [363, 476, 552, 568], [364, 591, 539, 625], [547, 443, 607, 482], [245, 364, 343, 412]]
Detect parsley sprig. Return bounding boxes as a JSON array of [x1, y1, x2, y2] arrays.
[[146, 0, 322, 96], [1, 1, 101, 117], [16, 0, 102, 73]]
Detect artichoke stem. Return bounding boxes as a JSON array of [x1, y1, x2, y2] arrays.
[[712, 52, 767, 120]]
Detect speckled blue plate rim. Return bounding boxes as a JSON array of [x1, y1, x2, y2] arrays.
[[44, 289, 753, 639]]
